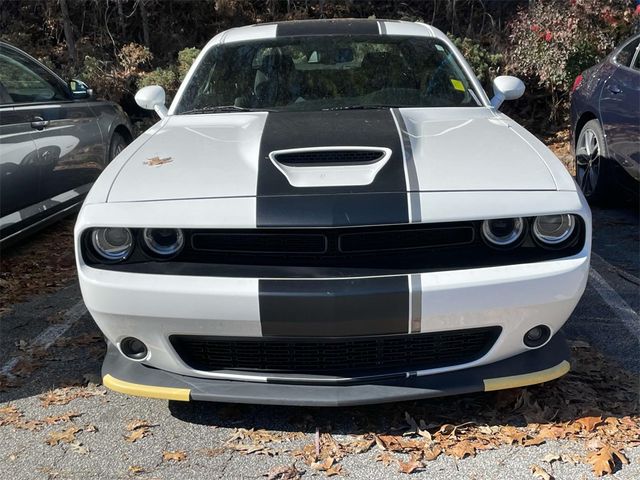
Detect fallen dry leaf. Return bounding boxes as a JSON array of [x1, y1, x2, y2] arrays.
[[126, 419, 153, 431], [422, 445, 442, 462], [162, 450, 187, 462], [265, 463, 302, 480], [445, 440, 476, 459], [375, 451, 396, 466], [324, 464, 343, 476], [43, 412, 81, 425], [398, 459, 422, 474], [39, 386, 105, 407], [575, 416, 604, 433], [69, 441, 89, 455], [530, 464, 554, 480], [541, 453, 561, 464], [125, 428, 149, 443], [128, 465, 146, 475], [124, 419, 153, 443], [46, 427, 81, 446], [586, 445, 629, 477]]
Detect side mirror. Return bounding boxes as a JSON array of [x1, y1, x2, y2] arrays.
[[490, 76, 525, 109], [69, 79, 93, 99], [135, 85, 168, 118]]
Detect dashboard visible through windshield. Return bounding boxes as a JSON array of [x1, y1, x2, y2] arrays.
[[175, 35, 481, 114]]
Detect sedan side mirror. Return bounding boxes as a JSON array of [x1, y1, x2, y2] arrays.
[[491, 76, 525, 109], [135, 85, 168, 118], [69, 79, 93, 99]]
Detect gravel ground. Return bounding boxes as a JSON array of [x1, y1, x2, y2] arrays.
[[0, 205, 638, 480]]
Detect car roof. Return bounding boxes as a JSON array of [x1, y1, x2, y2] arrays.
[[206, 18, 446, 48]]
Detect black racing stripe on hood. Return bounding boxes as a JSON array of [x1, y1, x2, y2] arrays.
[[256, 110, 409, 227], [276, 19, 380, 36], [259, 276, 409, 337]]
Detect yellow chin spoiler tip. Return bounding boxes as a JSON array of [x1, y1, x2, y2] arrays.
[[103, 374, 190, 401], [483, 360, 570, 392]]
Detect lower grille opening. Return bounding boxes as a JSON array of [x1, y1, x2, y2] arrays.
[[170, 327, 501, 376]]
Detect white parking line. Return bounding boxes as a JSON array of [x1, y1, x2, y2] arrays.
[[0, 300, 87, 378], [589, 267, 639, 335], [592, 251, 640, 285]]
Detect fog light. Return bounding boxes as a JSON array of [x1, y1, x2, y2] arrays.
[[524, 325, 551, 348], [120, 337, 148, 360]]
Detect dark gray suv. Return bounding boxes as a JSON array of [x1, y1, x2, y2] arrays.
[[0, 42, 132, 246]]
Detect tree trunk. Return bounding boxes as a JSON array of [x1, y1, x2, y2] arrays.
[[139, 0, 150, 47], [59, 0, 77, 65], [116, 0, 126, 37]]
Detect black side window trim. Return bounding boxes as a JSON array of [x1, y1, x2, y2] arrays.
[[0, 44, 72, 104], [613, 37, 640, 69]]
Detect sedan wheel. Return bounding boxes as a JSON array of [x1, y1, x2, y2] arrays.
[[576, 128, 600, 196], [575, 119, 612, 204]]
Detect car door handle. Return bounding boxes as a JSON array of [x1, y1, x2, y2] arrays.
[[607, 84, 622, 94], [30, 116, 49, 129]]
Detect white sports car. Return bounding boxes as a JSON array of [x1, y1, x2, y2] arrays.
[[75, 19, 591, 406]]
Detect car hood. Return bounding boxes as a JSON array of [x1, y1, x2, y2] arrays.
[[107, 108, 558, 203]]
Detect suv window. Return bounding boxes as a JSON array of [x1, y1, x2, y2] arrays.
[[0, 46, 68, 104], [615, 38, 640, 68]]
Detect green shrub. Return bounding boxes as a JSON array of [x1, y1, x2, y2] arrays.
[[139, 67, 178, 91], [138, 47, 201, 101], [177, 47, 201, 80], [79, 43, 151, 102], [508, 0, 633, 91], [451, 36, 504, 86]]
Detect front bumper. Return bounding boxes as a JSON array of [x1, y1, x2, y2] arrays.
[[102, 332, 570, 406], [80, 253, 589, 382]]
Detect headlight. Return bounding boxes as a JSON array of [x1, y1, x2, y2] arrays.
[[533, 214, 575, 245], [91, 227, 133, 261], [481, 217, 524, 247], [142, 228, 184, 257]]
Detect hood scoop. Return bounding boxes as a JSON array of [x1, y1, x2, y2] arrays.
[[269, 147, 391, 188]]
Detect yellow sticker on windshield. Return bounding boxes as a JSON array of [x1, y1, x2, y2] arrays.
[[450, 79, 465, 92]]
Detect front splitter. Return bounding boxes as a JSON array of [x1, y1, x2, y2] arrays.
[[102, 333, 570, 407]]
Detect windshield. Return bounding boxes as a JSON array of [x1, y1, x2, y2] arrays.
[[175, 35, 482, 114]]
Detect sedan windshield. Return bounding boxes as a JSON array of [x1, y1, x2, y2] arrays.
[[175, 35, 481, 114]]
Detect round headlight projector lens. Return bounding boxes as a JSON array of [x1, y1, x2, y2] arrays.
[[533, 214, 575, 245], [92, 227, 133, 261], [482, 217, 524, 247], [143, 228, 184, 256]]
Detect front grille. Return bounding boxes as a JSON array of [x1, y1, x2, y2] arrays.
[[170, 327, 501, 376], [189, 223, 474, 257], [191, 232, 327, 254], [273, 149, 384, 165]]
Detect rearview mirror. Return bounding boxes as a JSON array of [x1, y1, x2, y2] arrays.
[[135, 85, 168, 118], [69, 79, 93, 99], [490, 76, 525, 109]]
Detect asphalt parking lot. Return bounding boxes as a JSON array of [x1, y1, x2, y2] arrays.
[[0, 204, 638, 480]]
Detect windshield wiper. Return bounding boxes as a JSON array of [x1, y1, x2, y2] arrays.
[[179, 105, 253, 115], [322, 104, 399, 111]]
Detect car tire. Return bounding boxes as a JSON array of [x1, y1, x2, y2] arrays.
[[109, 132, 128, 162], [575, 119, 613, 205]]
